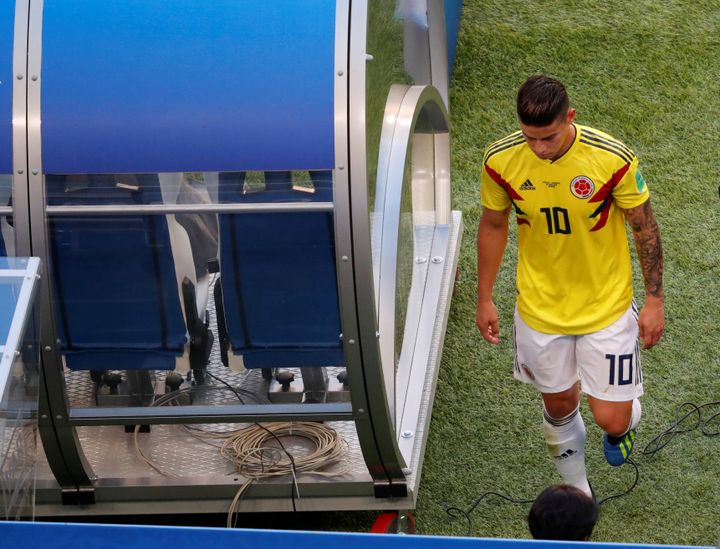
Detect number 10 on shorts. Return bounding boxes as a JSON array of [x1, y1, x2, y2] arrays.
[[606, 353, 633, 385]]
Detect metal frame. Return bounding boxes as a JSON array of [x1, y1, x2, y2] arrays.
[[12, 0, 31, 256], [45, 202, 334, 215], [347, 0, 409, 498], [375, 85, 449, 400], [23, 0, 96, 504], [372, 85, 451, 465]]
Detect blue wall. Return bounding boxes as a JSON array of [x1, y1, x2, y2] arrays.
[[0, 1, 14, 174], [0, 522, 710, 549], [41, 0, 335, 174]]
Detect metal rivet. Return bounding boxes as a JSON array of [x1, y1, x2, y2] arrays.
[[431, 256, 444, 264], [32, 169, 38, 175], [338, 165, 344, 170], [55, 415, 63, 420], [365, 54, 374, 62], [17, 169, 23, 174], [415, 257, 427, 264], [44, 346, 51, 352], [402, 430, 413, 438], [357, 408, 365, 414], [16, 74, 23, 80], [337, 69, 344, 76], [40, 414, 48, 419], [31, 75, 38, 81], [341, 255, 349, 262], [348, 339, 356, 345]]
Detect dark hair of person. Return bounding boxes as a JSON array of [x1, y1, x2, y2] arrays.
[[528, 484, 599, 541], [517, 75, 570, 126]]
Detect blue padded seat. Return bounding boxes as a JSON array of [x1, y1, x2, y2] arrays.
[[46, 174, 189, 371], [217, 171, 343, 369], [0, 174, 11, 256]]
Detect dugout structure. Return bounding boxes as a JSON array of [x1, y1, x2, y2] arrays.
[[0, 0, 463, 517]]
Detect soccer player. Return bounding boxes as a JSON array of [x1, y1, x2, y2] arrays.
[[476, 75, 664, 496], [528, 484, 599, 541]]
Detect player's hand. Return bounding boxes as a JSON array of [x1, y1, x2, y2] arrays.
[[638, 296, 664, 349], [476, 300, 501, 344]]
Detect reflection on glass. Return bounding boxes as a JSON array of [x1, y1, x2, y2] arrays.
[[0, 278, 24, 345], [0, 265, 39, 519], [44, 171, 345, 412], [366, 3, 414, 251], [394, 155, 415, 373]]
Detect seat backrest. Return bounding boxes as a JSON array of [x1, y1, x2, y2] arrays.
[[0, 174, 11, 257], [46, 174, 188, 371], [217, 171, 342, 368]]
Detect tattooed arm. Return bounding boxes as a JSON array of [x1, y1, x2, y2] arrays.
[[624, 199, 665, 349]]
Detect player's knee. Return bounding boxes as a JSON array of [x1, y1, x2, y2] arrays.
[[594, 410, 631, 437], [544, 400, 578, 420]]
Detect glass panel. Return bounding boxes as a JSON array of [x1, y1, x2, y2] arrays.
[[0, 278, 24, 345], [44, 172, 346, 413], [366, 4, 414, 285], [0, 260, 39, 520]]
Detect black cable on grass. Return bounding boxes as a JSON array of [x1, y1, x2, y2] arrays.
[[446, 491, 535, 536], [447, 400, 720, 535], [641, 401, 720, 456], [597, 458, 639, 506]]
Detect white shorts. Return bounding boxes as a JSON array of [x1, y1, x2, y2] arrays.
[[513, 302, 643, 402]]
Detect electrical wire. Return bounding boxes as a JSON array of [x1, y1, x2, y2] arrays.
[[131, 369, 348, 527], [446, 491, 535, 536], [447, 400, 720, 536], [221, 421, 349, 527]]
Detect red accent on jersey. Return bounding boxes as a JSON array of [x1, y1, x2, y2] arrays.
[[589, 163, 630, 204], [517, 218, 530, 227], [484, 164, 523, 201], [588, 163, 629, 231], [589, 196, 614, 231]]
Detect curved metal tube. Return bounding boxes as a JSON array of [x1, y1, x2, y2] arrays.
[[374, 84, 450, 409]]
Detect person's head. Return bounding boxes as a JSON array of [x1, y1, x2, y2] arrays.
[[517, 75, 576, 161], [528, 484, 599, 541]]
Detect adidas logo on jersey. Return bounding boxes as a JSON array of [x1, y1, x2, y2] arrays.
[[554, 449, 577, 461], [519, 179, 535, 190]]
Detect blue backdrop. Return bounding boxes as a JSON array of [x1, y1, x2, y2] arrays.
[[41, 0, 335, 174], [0, 0, 14, 174]]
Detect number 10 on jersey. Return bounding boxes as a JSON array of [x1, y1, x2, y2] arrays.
[[540, 206, 571, 234]]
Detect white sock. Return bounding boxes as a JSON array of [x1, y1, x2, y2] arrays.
[[629, 398, 642, 431], [542, 405, 592, 497]]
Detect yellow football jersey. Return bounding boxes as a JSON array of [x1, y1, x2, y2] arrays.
[[481, 124, 650, 334]]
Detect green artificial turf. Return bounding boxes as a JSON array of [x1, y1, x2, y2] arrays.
[[414, 0, 720, 545]]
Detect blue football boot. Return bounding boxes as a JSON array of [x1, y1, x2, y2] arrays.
[[603, 429, 636, 467]]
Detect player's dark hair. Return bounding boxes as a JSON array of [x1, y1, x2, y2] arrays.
[[517, 75, 570, 126], [528, 484, 599, 541]]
